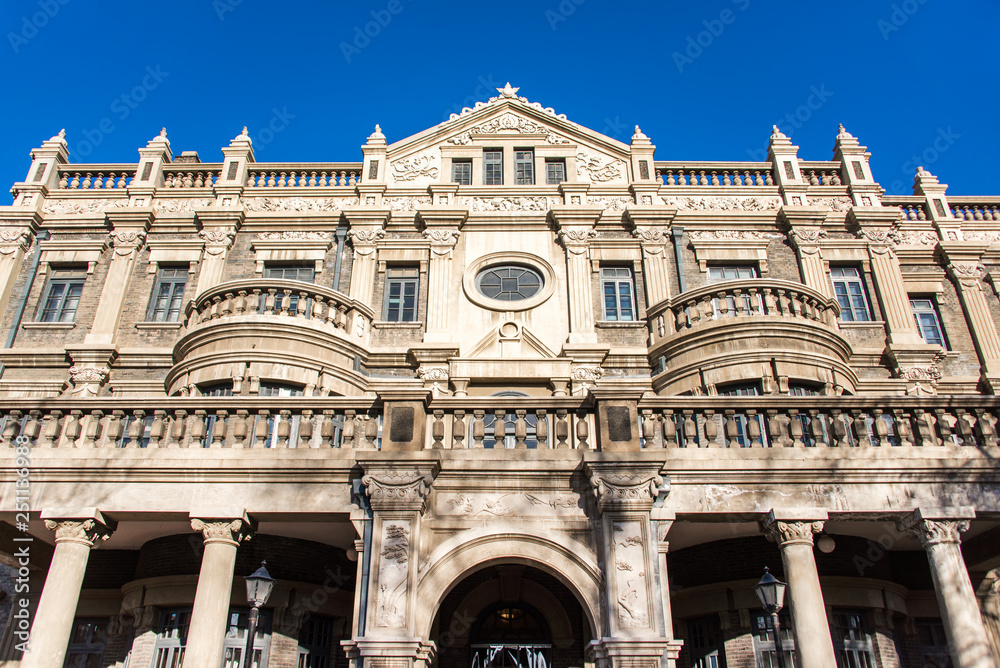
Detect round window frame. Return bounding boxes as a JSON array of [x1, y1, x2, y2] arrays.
[[463, 252, 556, 312]]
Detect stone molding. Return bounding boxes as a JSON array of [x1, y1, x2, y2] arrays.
[[588, 464, 665, 512], [43, 518, 114, 547], [948, 261, 986, 288], [362, 467, 437, 513]]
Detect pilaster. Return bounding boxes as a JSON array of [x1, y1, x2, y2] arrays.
[[0, 221, 37, 325], [194, 208, 243, 296], [768, 126, 809, 206], [417, 208, 467, 343], [344, 208, 389, 307], [628, 126, 657, 189], [780, 205, 833, 299], [942, 244, 1000, 393], [552, 207, 602, 344], [625, 207, 676, 307], [215, 127, 254, 205]]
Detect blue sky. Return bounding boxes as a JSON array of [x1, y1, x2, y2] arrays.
[[1, 0, 997, 202]]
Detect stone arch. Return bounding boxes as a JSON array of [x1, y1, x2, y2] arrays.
[[415, 525, 603, 639]]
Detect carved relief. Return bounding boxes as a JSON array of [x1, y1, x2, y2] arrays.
[[948, 262, 985, 287], [898, 518, 969, 547], [661, 196, 781, 211], [688, 230, 768, 241], [348, 229, 386, 246], [572, 366, 603, 382], [384, 196, 432, 212], [363, 471, 434, 511], [375, 522, 410, 628], [857, 228, 895, 246], [457, 111, 570, 143], [461, 196, 554, 212], [391, 155, 439, 182], [109, 230, 147, 255], [591, 474, 663, 510], [418, 367, 450, 381], [68, 366, 108, 384], [576, 151, 626, 183], [590, 196, 634, 211], [244, 197, 356, 212], [43, 518, 113, 546], [762, 519, 824, 546], [200, 228, 237, 254], [422, 229, 461, 246], [613, 521, 650, 629], [889, 229, 938, 247], [439, 493, 580, 517], [811, 196, 853, 212], [446, 494, 516, 517], [963, 231, 1000, 245], [896, 365, 943, 382], [154, 198, 213, 213], [255, 231, 332, 241], [789, 228, 828, 245], [0, 227, 31, 253], [42, 199, 127, 215], [190, 518, 252, 544]]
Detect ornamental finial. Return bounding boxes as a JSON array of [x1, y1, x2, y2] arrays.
[[497, 82, 520, 99], [160, 128, 167, 138]]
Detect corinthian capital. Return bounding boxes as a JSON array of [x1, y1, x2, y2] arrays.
[[761, 518, 824, 546], [948, 262, 985, 288], [191, 517, 253, 545], [362, 467, 437, 512], [44, 518, 115, 547], [897, 517, 970, 547]]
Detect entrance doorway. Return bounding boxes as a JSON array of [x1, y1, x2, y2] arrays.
[[470, 603, 551, 668]]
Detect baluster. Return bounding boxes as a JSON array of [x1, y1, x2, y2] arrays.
[[747, 410, 762, 447], [492, 409, 508, 449], [767, 409, 791, 448], [753, 171, 763, 186], [36, 410, 60, 448], [267, 172, 276, 187], [703, 409, 718, 447], [2, 410, 22, 444], [850, 410, 872, 447], [69, 172, 81, 189], [80, 173, 92, 190], [452, 410, 467, 449], [209, 411, 227, 447], [187, 411, 206, 447], [724, 410, 740, 448], [956, 409, 977, 446], [289, 171, 298, 187], [309, 171, 318, 187], [275, 172, 285, 187], [710, 170, 720, 186], [974, 408, 998, 446], [933, 408, 955, 447], [230, 411, 249, 449], [787, 410, 804, 447], [662, 410, 678, 448], [274, 410, 291, 447], [250, 411, 269, 448], [808, 409, 826, 446], [535, 410, 548, 449], [666, 170, 676, 186], [319, 411, 336, 447], [168, 409, 187, 448], [125, 410, 145, 448], [62, 411, 82, 447], [890, 409, 913, 446], [297, 410, 314, 448], [576, 410, 589, 449], [913, 409, 937, 446], [431, 410, 445, 449], [81, 410, 103, 448], [95, 173, 108, 189], [181, 172, 193, 188], [58, 172, 69, 188], [831, 171, 842, 185], [722, 170, 733, 186], [513, 410, 527, 449], [641, 410, 659, 448], [246, 172, 257, 187], [193, 172, 205, 188], [364, 416, 378, 449], [554, 410, 569, 448], [869, 409, 888, 446], [472, 410, 485, 448], [349, 171, 358, 185], [830, 410, 850, 447], [683, 410, 697, 447], [145, 411, 164, 449], [764, 170, 774, 186], [297, 291, 309, 318], [808, 170, 819, 186], [102, 412, 122, 448]]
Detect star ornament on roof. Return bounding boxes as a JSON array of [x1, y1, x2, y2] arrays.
[[496, 82, 520, 98]]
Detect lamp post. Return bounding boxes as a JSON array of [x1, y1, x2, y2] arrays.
[[754, 567, 788, 668], [243, 561, 276, 668]]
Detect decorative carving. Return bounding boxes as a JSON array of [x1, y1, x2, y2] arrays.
[[68, 366, 108, 384], [0, 227, 31, 253], [811, 196, 853, 212], [348, 229, 386, 245], [688, 230, 768, 241], [789, 228, 828, 245], [445, 83, 567, 123], [244, 197, 356, 212], [42, 199, 127, 215], [363, 471, 434, 511], [576, 151, 626, 183], [613, 521, 650, 629], [446, 494, 516, 517], [200, 227, 237, 255], [633, 227, 667, 244], [461, 196, 553, 212], [255, 231, 331, 241], [447, 133, 472, 145], [422, 229, 460, 245], [949, 262, 985, 287], [572, 366, 603, 382], [591, 474, 663, 511], [108, 230, 147, 255], [590, 196, 634, 211], [190, 518, 252, 544], [559, 228, 597, 245], [391, 155, 439, 182], [524, 494, 578, 509], [896, 365, 943, 382], [762, 519, 824, 546], [43, 518, 113, 546], [897, 518, 969, 547], [384, 196, 432, 211], [154, 198, 213, 213], [418, 367, 450, 381], [857, 227, 895, 246], [963, 231, 1000, 245], [375, 522, 410, 628], [661, 196, 781, 211], [888, 229, 938, 246]]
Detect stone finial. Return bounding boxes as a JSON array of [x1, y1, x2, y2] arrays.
[[632, 125, 648, 140], [47, 129, 67, 144], [367, 124, 386, 145], [837, 124, 854, 139], [149, 128, 170, 147], [159, 128, 167, 138], [231, 126, 252, 145], [772, 125, 785, 138], [496, 82, 521, 99]]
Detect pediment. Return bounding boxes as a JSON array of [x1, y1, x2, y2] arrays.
[[384, 86, 633, 186], [467, 322, 558, 360]]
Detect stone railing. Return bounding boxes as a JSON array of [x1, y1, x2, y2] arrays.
[[654, 162, 774, 187], [948, 197, 1000, 221], [798, 161, 844, 186], [648, 279, 840, 347], [162, 165, 222, 189], [246, 163, 363, 188], [184, 279, 373, 334], [1, 395, 997, 453], [882, 196, 930, 221], [56, 165, 136, 190]]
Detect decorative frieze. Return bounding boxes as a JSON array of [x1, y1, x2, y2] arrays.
[[199, 227, 237, 255], [362, 470, 435, 512], [590, 196, 634, 211], [244, 196, 357, 212], [0, 227, 32, 253], [896, 364, 943, 383], [42, 199, 127, 215], [254, 231, 332, 242], [417, 367, 449, 381], [948, 262, 986, 287], [660, 196, 781, 211], [68, 366, 108, 385], [391, 155, 439, 182], [108, 230, 147, 255], [688, 230, 768, 241], [154, 198, 212, 213], [460, 196, 554, 212], [811, 196, 853, 212], [613, 520, 650, 630], [384, 196, 432, 212], [576, 151, 626, 183], [891, 229, 938, 247]]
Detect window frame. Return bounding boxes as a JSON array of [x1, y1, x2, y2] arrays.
[[297, 615, 337, 668], [830, 266, 874, 322], [38, 266, 86, 323], [483, 148, 503, 186], [515, 148, 535, 185], [830, 609, 876, 668], [452, 159, 472, 186], [383, 266, 420, 322], [146, 265, 188, 322], [601, 266, 637, 322], [910, 297, 947, 348], [64, 617, 109, 668], [263, 263, 315, 283], [545, 158, 567, 185]]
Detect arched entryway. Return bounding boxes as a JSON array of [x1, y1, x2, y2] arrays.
[[431, 565, 592, 668]]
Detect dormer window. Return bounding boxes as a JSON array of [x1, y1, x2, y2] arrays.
[[484, 149, 503, 185], [515, 149, 535, 185]]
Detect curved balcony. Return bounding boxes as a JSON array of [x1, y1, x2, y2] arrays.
[[167, 279, 376, 396], [648, 279, 856, 395]]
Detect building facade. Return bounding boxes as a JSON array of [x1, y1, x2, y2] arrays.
[[0, 84, 999, 668]]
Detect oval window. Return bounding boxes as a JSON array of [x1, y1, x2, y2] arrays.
[[475, 265, 543, 301]]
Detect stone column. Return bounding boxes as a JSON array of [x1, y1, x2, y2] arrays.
[[418, 209, 466, 343], [83, 218, 151, 346], [946, 260, 1000, 393], [552, 207, 601, 344], [21, 513, 114, 668], [587, 463, 682, 668], [854, 227, 923, 345], [194, 226, 238, 295], [626, 208, 676, 308], [344, 464, 437, 668], [780, 207, 833, 299], [654, 516, 677, 644], [899, 511, 997, 668], [181, 515, 253, 668], [761, 513, 836, 668], [0, 226, 33, 324]]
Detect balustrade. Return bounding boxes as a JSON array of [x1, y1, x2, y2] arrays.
[[57, 166, 135, 190], [950, 202, 1000, 221], [162, 167, 221, 188], [245, 164, 362, 187], [654, 162, 774, 187], [799, 162, 844, 186]]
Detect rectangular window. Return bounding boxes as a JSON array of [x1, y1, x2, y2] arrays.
[[452, 159, 472, 186], [65, 618, 108, 668], [709, 265, 761, 316], [911, 298, 947, 347], [384, 267, 419, 322], [545, 159, 567, 184], [298, 616, 336, 668], [38, 267, 85, 322], [147, 266, 188, 322], [687, 616, 727, 668], [152, 610, 190, 668], [915, 619, 952, 667], [601, 267, 636, 321], [221, 610, 272, 668], [515, 149, 534, 185], [484, 149, 503, 185], [264, 264, 315, 282], [831, 610, 876, 668], [831, 267, 873, 322], [752, 612, 796, 668]]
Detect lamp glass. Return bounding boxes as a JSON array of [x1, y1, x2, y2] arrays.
[[753, 568, 787, 613], [245, 563, 276, 608]]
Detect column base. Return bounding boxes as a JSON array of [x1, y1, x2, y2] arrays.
[[342, 638, 436, 668], [587, 637, 684, 668]]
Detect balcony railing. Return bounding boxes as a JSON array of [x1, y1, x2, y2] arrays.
[[246, 163, 363, 188], [654, 162, 775, 187], [0, 396, 997, 452]]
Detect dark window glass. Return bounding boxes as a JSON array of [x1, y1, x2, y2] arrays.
[[831, 267, 872, 322], [39, 267, 86, 322], [910, 298, 947, 347], [601, 267, 636, 321], [476, 266, 543, 301], [484, 149, 503, 185], [384, 267, 419, 322], [148, 266, 188, 322]]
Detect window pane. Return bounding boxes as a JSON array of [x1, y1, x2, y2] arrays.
[[453, 161, 471, 185], [515, 150, 534, 185], [546, 160, 566, 184], [484, 150, 503, 185]]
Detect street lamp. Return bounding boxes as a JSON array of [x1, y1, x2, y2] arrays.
[[243, 561, 276, 668], [754, 567, 788, 668]]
